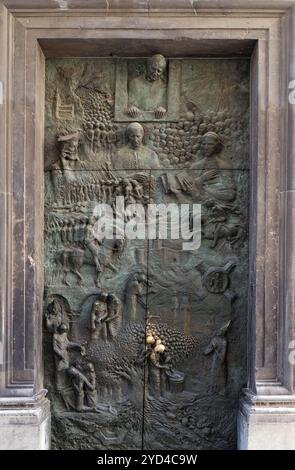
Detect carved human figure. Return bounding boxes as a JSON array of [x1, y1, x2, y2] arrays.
[[123, 178, 135, 203], [52, 323, 85, 409], [127, 54, 167, 119], [112, 122, 160, 170], [131, 179, 144, 201], [87, 122, 95, 147], [67, 362, 95, 411], [85, 216, 95, 240], [52, 220, 60, 244], [158, 345, 174, 394], [99, 179, 107, 202], [106, 293, 122, 339], [204, 321, 231, 395], [51, 220, 60, 245], [58, 132, 80, 163], [59, 236, 119, 288], [184, 132, 236, 203], [90, 294, 109, 340], [91, 293, 121, 341], [147, 339, 172, 398], [50, 132, 82, 189], [125, 272, 148, 322], [49, 132, 84, 202], [104, 180, 114, 203], [113, 178, 124, 200], [84, 238, 103, 285], [45, 298, 64, 333], [84, 363, 98, 409]]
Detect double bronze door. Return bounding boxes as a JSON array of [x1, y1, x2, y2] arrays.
[[44, 56, 249, 449]]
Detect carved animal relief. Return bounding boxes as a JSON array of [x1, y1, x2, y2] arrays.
[[44, 57, 249, 450]]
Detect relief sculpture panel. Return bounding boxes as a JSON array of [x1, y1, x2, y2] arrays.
[[44, 57, 249, 450]]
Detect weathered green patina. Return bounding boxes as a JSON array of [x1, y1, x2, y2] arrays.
[[44, 57, 249, 450]]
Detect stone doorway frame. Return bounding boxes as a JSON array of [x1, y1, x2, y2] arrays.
[[0, 0, 295, 449]]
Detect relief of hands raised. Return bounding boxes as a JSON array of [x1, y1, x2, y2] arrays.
[[127, 106, 140, 118], [154, 106, 167, 119]]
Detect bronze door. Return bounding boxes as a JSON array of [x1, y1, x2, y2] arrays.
[[44, 56, 249, 450]]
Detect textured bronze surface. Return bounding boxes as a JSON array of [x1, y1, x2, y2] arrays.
[[44, 57, 249, 450]]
